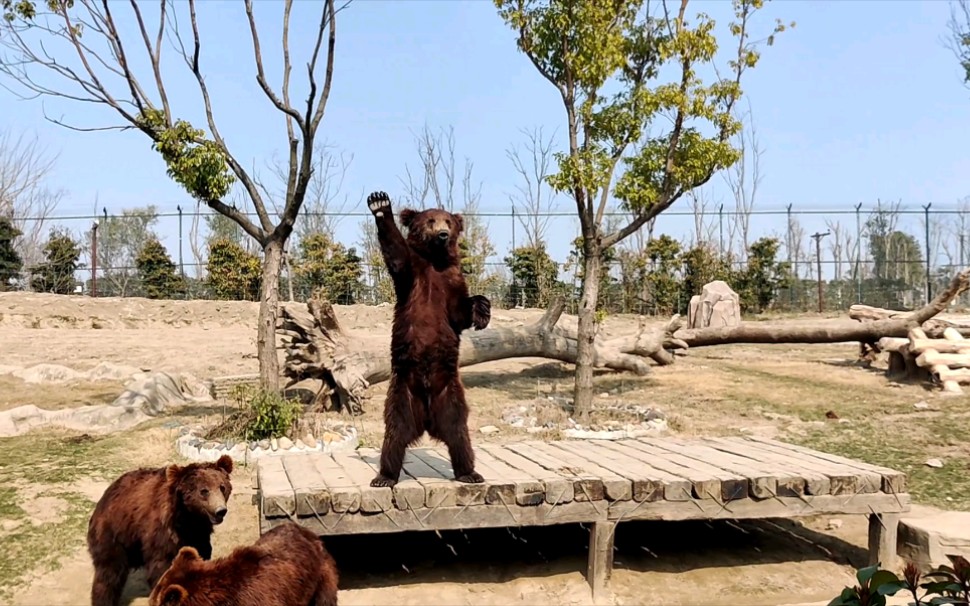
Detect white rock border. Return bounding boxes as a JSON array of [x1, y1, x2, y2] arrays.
[[175, 425, 359, 464]]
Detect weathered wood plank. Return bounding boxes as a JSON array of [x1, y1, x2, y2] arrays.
[[416, 448, 488, 507], [402, 450, 458, 509], [257, 455, 297, 519], [480, 443, 574, 504], [703, 437, 815, 496], [332, 453, 393, 513], [592, 440, 692, 501], [747, 436, 907, 494], [569, 440, 664, 502], [508, 441, 606, 502], [281, 453, 332, 516], [653, 438, 779, 500], [726, 438, 871, 495], [607, 492, 910, 523], [544, 441, 633, 501], [636, 438, 749, 501], [608, 439, 722, 501], [310, 454, 360, 514], [587, 521, 617, 602], [474, 447, 545, 506], [356, 447, 425, 511], [263, 500, 608, 536]]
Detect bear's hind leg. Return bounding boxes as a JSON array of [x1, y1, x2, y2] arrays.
[[372, 379, 422, 488], [430, 380, 483, 484], [90, 558, 129, 606]]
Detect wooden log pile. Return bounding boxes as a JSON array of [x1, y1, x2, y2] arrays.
[[876, 327, 970, 395]]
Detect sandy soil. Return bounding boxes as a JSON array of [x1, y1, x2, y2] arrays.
[[0, 291, 957, 605]]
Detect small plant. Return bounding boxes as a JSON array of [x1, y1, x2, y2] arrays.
[[214, 384, 303, 442], [829, 557, 970, 606]]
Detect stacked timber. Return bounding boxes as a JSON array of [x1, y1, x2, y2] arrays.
[[877, 327, 970, 395]]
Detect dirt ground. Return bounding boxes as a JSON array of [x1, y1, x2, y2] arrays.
[[1, 291, 968, 606]]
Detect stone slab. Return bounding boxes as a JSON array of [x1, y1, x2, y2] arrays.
[[897, 511, 970, 571]]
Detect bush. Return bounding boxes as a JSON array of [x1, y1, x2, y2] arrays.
[[829, 557, 970, 606], [206, 385, 303, 442]]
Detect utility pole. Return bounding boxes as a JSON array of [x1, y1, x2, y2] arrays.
[[811, 231, 830, 313], [91, 221, 99, 298]]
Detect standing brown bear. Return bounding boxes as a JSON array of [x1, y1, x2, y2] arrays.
[[367, 190, 491, 488], [87, 455, 234, 606], [148, 521, 339, 606]]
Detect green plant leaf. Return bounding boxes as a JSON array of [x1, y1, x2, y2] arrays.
[[869, 570, 901, 594], [858, 564, 882, 586]]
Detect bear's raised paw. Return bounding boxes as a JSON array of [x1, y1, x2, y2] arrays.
[[367, 191, 391, 217]]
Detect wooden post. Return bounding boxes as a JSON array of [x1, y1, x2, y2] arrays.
[[587, 520, 617, 603], [868, 512, 900, 568]]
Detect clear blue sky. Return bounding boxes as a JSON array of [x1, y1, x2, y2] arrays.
[[2, 0, 969, 279]]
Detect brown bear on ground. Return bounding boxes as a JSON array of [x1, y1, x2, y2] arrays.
[[87, 455, 234, 606], [365, 190, 491, 488], [148, 521, 339, 606]]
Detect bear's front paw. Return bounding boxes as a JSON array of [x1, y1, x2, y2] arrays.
[[370, 474, 398, 488], [367, 191, 392, 218], [470, 295, 491, 330], [455, 471, 485, 484]]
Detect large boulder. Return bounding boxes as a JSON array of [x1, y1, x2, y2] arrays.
[[688, 280, 741, 329]]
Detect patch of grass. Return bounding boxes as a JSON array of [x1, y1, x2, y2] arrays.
[[0, 375, 123, 412], [0, 431, 128, 485], [0, 490, 93, 600], [787, 411, 970, 511], [0, 487, 24, 518]]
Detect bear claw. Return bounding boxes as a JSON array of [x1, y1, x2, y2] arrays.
[[367, 191, 391, 215], [370, 475, 397, 488], [455, 471, 485, 484]]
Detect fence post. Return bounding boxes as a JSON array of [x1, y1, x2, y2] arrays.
[[855, 202, 863, 303], [923, 203, 932, 304], [177, 205, 185, 280], [718, 204, 724, 256], [786, 203, 793, 305], [91, 221, 98, 297], [811, 231, 830, 313]]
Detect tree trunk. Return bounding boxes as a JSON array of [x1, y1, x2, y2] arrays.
[[573, 249, 601, 420], [258, 237, 285, 391]]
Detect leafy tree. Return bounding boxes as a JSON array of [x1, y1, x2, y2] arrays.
[[495, 0, 791, 418], [734, 236, 790, 313], [294, 232, 363, 305], [136, 237, 185, 300], [643, 234, 682, 315], [504, 243, 561, 308], [679, 242, 733, 313], [87, 205, 160, 296], [568, 235, 617, 313], [206, 238, 261, 301], [1, 0, 345, 390], [949, 0, 970, 87], [0, 215, 23, 290], [30, 227, 80, 295]]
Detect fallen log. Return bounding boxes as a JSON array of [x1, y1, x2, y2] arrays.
[[278, 269, 970, 413]]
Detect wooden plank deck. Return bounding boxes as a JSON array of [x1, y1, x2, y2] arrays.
[[256, 436, 910, 600]]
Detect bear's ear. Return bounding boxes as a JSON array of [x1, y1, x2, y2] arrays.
[[157, 585, 188, 606], [214, 454, 233, 474], [174, 546, 201, 567], [164, 464, 183, 484], [452, 213, 464, 234], [399, 208, 418, 229]]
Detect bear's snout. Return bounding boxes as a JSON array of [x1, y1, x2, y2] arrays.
[[436, 230, 450, 241], [214, 506, 228, 522]]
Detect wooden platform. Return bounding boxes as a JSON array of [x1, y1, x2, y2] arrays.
[[255, 436, 910, 599]]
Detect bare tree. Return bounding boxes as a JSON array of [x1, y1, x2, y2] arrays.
[[0, 129, 65, 270], [722, 99, 763, 261], [687, 187, 718, 247], [507, 126, 558, 248], [947, 0, 970, 88], [400, 124, 458, 210], [825, 219, 848, 280], [0, 0, 347, 389]]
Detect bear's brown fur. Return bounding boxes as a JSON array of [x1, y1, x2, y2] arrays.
[[87, 455, 234, 606], [148, 521, 339, 606], [365, 190, 491, 488]]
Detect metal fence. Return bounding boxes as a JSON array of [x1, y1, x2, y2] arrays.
[[7, 201, 970, 314]]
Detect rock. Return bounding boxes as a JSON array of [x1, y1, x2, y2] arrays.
[[278, 437, 293, 450], [479, 425, 499, 434], [687, 280, 741, 329], [304, 432, 315, 445], [914, 401, 930, 409], [294, 439, 306, 450], [322, 431, 342, 444], [598, 392, 610, 398], [826, 519, 843, 530], [925, 458, 944, 468], [898, 512, 970, 571], [270, 438, 279, 451], [258, 439, 270, 450]]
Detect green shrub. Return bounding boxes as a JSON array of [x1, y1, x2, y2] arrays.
[[216, 385, 303, 441], [829, 557, 970, 606]]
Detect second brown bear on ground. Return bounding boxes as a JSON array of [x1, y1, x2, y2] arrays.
[[87, 455, 234, 606], [366, 190, 491, 488], [148, 521, 339, 606]]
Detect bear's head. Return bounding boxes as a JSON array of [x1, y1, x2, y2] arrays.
[[148, 546, 201, 606], [399, 207, 464, 260], [166, 454, 234, 527]]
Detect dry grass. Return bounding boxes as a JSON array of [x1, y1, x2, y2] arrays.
[[0, 376, 124, 412]]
